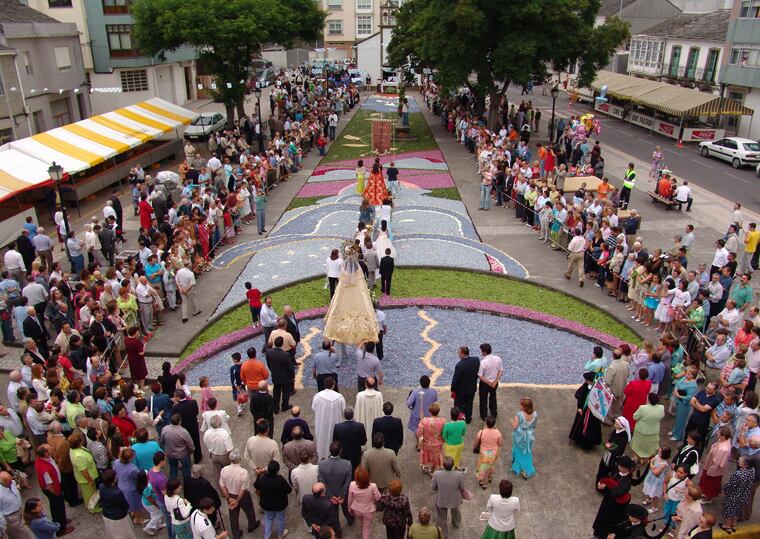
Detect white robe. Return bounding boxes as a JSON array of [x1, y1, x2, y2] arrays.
[[311, 389, 346, 460], [355, 389, 384, 447]]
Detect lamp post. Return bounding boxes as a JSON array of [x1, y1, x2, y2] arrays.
[[254, 87, 265, 155], [549, 84, 559, 143], [48, 161, 71, 265]]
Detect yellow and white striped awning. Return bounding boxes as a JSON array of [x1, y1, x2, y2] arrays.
[[0, 97, 197, 202]]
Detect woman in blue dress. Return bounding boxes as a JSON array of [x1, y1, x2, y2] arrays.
[[671, 366, 698, 441], [511, 397, 537, 479]]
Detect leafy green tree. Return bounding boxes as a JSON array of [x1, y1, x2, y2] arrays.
[[132, 0, 325, 121], [388, 0, 629, 128]]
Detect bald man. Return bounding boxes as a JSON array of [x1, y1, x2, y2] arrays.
[[21, 306, 48, 358], [0, 471, 32, 538], [281, 406, 313, 445], [301, 482, 340, 537]]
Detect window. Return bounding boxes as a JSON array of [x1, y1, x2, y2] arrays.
[[356, 0, 372, 10], [729, 47, 760, 66], [740, 0, 760, 18], [50, 98, 71, 128], [357, 16, 373, 35], [0, 72, 4, 96], [669, 46, 681, 76], [685, 47, 700, 79], [703, 49, 719, 83], [54, 47, 72, 71], [106, 24, 136, 57], [0, 128, 12, 146], [102, 0, 131, 14], [48, 0, 73, 7], [327, 20, 343, 35], [120, 69, 148, 92], [326, 0, 342, 8], [23, 51, 33, 76], [32, 111, 44, 134]]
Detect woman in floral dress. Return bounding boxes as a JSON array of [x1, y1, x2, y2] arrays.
[[377, 479, 413, 539], [719, 457, 755, 534], [475, 416, 503, 488], [116, 286, 139, 331], [416, 403, 445, 474]]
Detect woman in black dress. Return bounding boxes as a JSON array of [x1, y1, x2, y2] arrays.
[[593, 456, 633, 538], [672, 431, 703, 477], [157, 361, 178, 397], [570, 372, 602, 450]]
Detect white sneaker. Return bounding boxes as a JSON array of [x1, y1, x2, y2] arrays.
[[280, 530, 289, 538]]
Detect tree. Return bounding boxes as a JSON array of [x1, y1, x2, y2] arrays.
[[131, 0, 325, 122], [387, 0, 629, 129]]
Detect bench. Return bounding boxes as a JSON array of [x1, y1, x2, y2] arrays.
[[646, 191, 679, 209]]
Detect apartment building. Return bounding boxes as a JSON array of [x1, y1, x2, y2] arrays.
[[24, 0, 197, 114], [0, 0, 90, 143], [322, 0, 405, 60]]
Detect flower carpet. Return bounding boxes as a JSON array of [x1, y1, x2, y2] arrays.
[[186, 95, 634, 388]]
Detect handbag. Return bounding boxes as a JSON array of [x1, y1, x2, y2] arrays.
[[87, 490, 100, 512], [461, 488, 473, 501], [473, 429, 483, 454]]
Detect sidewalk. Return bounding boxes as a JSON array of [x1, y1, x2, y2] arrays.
[[414, 90, 757, 343]]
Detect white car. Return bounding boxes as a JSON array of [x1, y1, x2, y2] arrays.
[[348, 69, 364, 85], [699, 136, 760, 168], [184, 112, 226, 141]]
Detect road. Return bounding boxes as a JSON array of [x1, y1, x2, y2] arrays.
[[502, 86, 760, 214]]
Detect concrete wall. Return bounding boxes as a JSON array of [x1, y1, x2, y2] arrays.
[[355, 28, 391, 84], [734, 88, 760, 139], [25, 0, 93, 70]]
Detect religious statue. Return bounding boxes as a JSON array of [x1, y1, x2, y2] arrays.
[[322, 241, 379, 345]]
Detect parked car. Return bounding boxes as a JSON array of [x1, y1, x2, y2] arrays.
[[256, 68, 276, 88], [348, 69, 364, 85], [699, 136, 760, 168], [184, 112, 227, 141]]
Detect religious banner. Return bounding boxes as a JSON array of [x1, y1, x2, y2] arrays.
[[587, 380, 614, 421], [372, 119, 393, 154]]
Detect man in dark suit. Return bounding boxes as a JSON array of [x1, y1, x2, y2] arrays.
[[171, 389, 202, 462], [371, 401, 403, 454], [379, 248, 395, 295], [450, 346, 480, 423], [283, 305, 301, 344], [109, 190, 124, 233], [97, 223, 116, 267], [332, 407, 366, 471], [280, 406, 313, 445], [317, 442, 354, 533], [22, 306, 49, 359], [302, 482, 341, 537], [265, 336, 295, 414], [250, 380, 275, 438], [16, 230, 35, 273]]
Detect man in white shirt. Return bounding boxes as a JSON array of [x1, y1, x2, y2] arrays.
[[22, 280, 48, 316], [675, 180, 693, 212], [710, 239, 729, 276], [708, 299, 742, 337], [102, 200, 117, 223], [3, 245, 26, 287], [0, 471, 30, 539], [135, 276, 154, 334], [218, 449, 260, 537], [190, 498, 223, 539], [5, 372, 26, 413], [747, 338, 760, 393], [478, 343, 503, 421], [175, 262, 202, 322], [203, 415, 233, 479], [259, 296, 278, 350], [682, 224, 695, 251], [565, 228, 587, 286]]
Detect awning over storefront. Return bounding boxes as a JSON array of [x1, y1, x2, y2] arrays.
[[0, 97, 197, 203], [590, 70, 753, 118]]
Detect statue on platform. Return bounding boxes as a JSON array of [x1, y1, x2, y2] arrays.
[[323, 241, 379, 346]]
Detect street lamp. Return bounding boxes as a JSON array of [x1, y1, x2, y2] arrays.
[[48, 161, 72, 265], [549, 84, 559, 143], [253, 86, 265, 155]]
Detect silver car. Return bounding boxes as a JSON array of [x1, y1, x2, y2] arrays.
[[699, 136, 760, 168]]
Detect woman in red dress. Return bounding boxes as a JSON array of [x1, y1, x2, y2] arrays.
[[111, 402, 137, 441], [124, 326, 148, 387], [622, 368, 653, 432], [363, 162, 388, 206]]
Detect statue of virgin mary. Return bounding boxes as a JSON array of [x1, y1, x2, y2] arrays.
[[322, 241, 379, 345]]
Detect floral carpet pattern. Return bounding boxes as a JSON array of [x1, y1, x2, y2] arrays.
[[190, 96, 625, 387]]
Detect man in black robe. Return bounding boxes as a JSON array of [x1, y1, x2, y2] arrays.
[[606, 504, 648, 539], [570, 371, 602, 449], [593, 456, 633, 538]]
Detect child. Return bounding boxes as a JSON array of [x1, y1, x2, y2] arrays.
[[727, 357, 748, 387], [230, 352, 245, 416], [662, 465, 690, 530], [245, 282, 262, 325], [198, 376, 213, 413], [379, 248, 394, 296], [642, 446, 671, 513], [317, 134, 326, 156], [177, 373, 191, 399]]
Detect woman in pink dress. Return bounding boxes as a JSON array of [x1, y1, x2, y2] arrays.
[[416, 403, 445, 474], [348, 466, 381, 539]]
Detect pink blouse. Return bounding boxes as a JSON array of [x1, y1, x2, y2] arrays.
[[477, 427, 503, 452], [200, 387, 214, 413], [348, 481, 381, 514]]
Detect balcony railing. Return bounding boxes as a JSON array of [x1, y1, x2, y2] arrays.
[[630, 62, 717, 84]]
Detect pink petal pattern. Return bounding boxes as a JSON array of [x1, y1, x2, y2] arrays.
[[176, 298, 630, 373]]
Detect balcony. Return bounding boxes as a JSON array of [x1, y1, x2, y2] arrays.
[[721, 64, 760, 89], [727, 19, 760, 44], [659, 64, 718, 85]]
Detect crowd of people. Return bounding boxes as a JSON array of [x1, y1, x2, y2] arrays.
[[423, 80, 760, 537]]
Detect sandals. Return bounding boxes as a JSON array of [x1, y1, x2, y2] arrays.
[[718, 524, 734, 534]]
